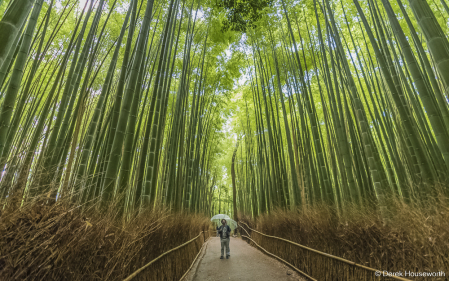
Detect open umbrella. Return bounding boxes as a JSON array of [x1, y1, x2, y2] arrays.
[[223, 218, 237, 230], [210, 214, 230, 221], [211, 214, 237, 231]]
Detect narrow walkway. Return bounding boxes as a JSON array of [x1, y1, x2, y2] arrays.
[[188, 237, 305, 281]]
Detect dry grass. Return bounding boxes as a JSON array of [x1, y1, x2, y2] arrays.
[[240, 192, 449, 280], [0, 196, 211, 281]]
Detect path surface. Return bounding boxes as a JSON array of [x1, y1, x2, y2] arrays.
[[186, 237, 305, 281]]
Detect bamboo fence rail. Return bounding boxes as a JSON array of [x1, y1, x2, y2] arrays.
[[123, 231, 207, 281], [239, 222, 412, 281], [241, 234, 317, 280]]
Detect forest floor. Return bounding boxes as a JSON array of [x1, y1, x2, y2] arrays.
[[185, 237, 305, 281]]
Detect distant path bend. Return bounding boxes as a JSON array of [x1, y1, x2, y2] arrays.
[[186, 237, 305, 281]]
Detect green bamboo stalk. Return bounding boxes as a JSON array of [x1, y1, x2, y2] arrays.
[[102, 0, 155, 204], [0, 0, 43, 162], [0, 0, 34, 70]]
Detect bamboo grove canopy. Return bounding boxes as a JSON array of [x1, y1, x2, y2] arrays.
[[229, 0, 449, 218], [0, 0, 449, 220]]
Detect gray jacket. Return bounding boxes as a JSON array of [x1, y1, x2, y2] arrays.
[[217, 225, 231, 239]]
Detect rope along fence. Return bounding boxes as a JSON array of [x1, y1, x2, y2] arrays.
[[123, 230, 210, 281], [239, 222, 411, 281]]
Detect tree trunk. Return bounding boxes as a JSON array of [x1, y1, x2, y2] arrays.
[[231, 140, 240, 223]]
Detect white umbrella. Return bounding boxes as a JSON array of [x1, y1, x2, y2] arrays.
[[223, 218, 237, 230], [211, 214, 237, 231], [210, 214, 230, 221]]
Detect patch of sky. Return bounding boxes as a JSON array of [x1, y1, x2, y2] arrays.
[[346, 50, 364, 76], [304, 69, 314, 83], [90, 89, 101, 98], [240, 34, 250, 52], [224, 47, 232, 62], [192, 7, 205, 21], [54, 0, 93, 12], [282, 85, 293, 97], [352, 16, 360, 23], [238, 74, 248, 87]]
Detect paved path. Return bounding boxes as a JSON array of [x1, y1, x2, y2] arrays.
[[187, 237, 305, 281]]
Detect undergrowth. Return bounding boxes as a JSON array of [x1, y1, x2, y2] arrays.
[[240, 191, 449, 280], [0, 196, 211, 281]]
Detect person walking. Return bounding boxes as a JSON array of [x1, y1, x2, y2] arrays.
[[217, 219, 231, 259]]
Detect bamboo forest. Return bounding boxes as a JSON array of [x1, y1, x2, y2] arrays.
[[0, 0, 448, 280]]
